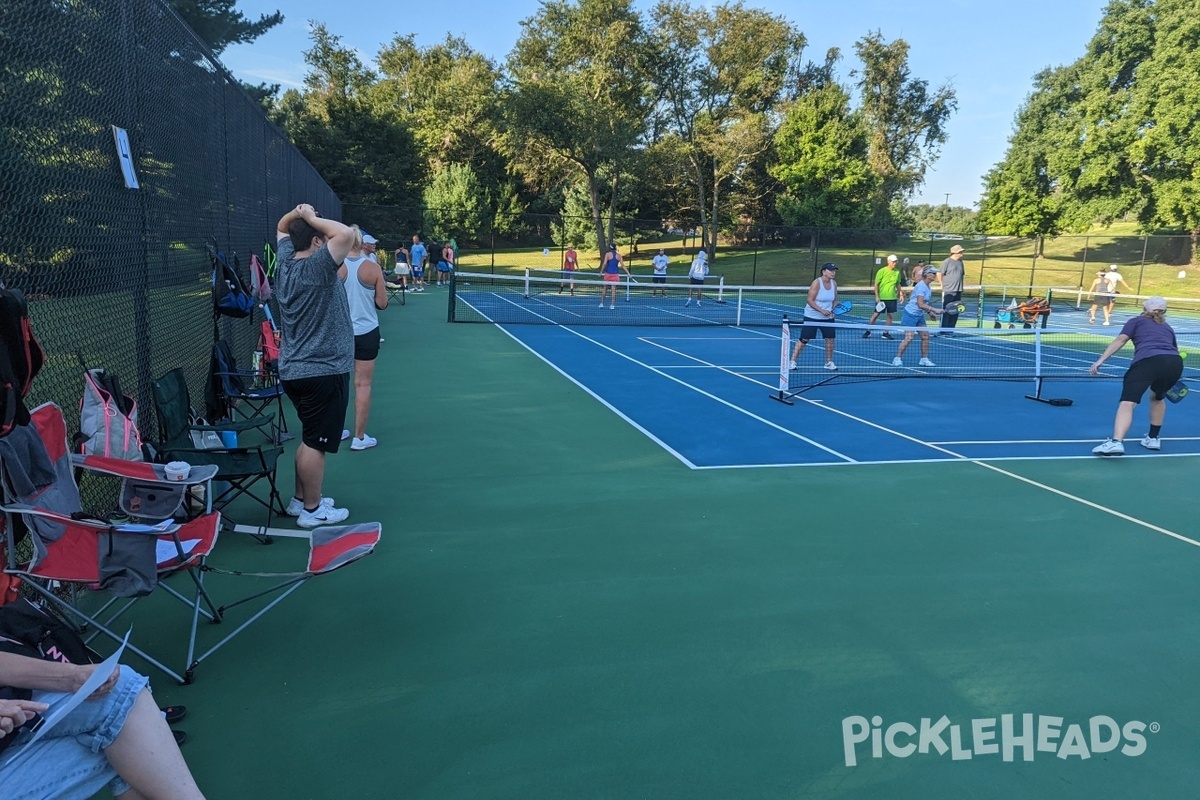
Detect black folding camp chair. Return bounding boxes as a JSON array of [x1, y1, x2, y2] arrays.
[[149, 368, 285, 536], [208, 339, 290, 442], [384, 277, 408, 305]]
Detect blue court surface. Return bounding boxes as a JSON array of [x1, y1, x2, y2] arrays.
[[493, 322, 1200, 469]]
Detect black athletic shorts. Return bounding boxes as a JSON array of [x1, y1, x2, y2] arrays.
[[879, 299, 898, 313], [799, 317, 836, 342], [653, 276, 667, 284], [282, 373, 350, 453], [1121, 354, 1184, 403], [354, 327, 381, 361]]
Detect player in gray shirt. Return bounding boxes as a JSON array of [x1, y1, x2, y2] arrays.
[[938, 244, 966, 329], [275, 203, 355, 528]]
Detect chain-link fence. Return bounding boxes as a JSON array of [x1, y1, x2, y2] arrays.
[[346, 204, 1199, 297], [1, 0, 339, 449]]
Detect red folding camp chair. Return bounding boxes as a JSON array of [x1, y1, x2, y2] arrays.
[[1, 403, 382, 684]]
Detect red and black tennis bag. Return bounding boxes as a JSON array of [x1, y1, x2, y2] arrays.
[[0, 286, 46, 437]]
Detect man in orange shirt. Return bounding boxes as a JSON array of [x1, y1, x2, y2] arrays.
[[560, 246, 578, 294]]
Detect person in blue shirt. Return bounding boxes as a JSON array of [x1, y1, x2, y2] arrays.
[[892, 266, 943, 367], [409, 234, 428, 292]]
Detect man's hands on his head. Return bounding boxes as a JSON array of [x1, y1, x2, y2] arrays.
[[301, 207, 354, 264], [277, 203, 313, 239]]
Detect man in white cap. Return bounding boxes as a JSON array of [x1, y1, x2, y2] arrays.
[[1104, 264, 1132, 297], [361, 232, 379, 263], [864, 254, 904, 338], [938, 244, 966, 329]]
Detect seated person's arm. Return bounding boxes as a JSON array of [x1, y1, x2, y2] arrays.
[[0, 651, 117, 695]]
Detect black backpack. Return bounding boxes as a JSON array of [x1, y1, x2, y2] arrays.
[[0, 285, 46, 436], [208, 241, 255, 319]]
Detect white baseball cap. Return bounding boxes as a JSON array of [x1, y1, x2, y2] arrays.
[[362, 233, 378, 245], [887, 254, 898, 262]]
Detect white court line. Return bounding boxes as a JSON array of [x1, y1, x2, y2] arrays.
[[480, 294, 700, 468], [469, 301, 1200, 549], [971, 460, 1200, 548], [570, 331, 854, 462], [696, 451, 1200, 469], [642, 333, 1200, 548], [932, 436, 1200, 445], [481, 296, 853, 462]]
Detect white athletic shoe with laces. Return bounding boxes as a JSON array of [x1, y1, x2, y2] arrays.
[[297, 504, 350, 529], [824, 361, 837, 371], [788, 360, 797, 370], [1092, 439, 1125, 456], [285, 496, 335, 517], [1140, 435, 1161, 451], [351, 434, 377, 451], [892, 357, 903, 367], [919, 358, 936, 367]]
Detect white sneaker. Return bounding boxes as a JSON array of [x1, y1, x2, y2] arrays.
[[788, 360, 797, 370], [696, 301, 701, 306], [1102, 321, 1110, 325], [824, 361, 837, 371], [350, 434, 377, 451], [1140, 435, 1161, 451], [1092, 439, 1125, 456], [919, 358, 936, 367], [684, 299, 691, 307], [599, 303, 605, 308], [285, 496, 335, 517], [892, 357, 903, 367], [297, 504, 350, 528], [340, 429, 350, 441], [610, 304, 616, 309]]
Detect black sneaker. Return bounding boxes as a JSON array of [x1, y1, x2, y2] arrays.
[[861, 331, 871, 338], [882, 332, 893, 340]]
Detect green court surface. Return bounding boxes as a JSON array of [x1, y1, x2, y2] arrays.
[[145, 290, 1200, 799]]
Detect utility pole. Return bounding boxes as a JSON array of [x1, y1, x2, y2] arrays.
[[944, 193, 950, 207]]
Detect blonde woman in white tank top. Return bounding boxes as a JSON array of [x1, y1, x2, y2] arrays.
[[338, 226, 389, 451], [789, 262, 840, 371]]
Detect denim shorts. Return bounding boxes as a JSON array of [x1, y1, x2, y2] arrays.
[[4, 665, 147, 799]]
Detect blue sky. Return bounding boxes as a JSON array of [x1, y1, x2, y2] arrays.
[[222, 0, 1109, 209]]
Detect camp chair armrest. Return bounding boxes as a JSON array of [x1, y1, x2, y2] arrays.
[[71, 454, 219, 485], [0, 503, 179, 534], [190, 416, 273, 435], [213, 367, 258, 378]]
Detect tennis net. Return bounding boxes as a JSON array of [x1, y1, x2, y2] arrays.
[[449, 271, 893, 327], [773, 316, 1200, 400]]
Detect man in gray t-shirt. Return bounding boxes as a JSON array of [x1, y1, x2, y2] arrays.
[[274, 203, 355, 528], [938, 244, 966, 329]]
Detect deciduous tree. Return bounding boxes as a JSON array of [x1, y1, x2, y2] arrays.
[[854, 31, 955, 225], [505, 0, 655, 253]]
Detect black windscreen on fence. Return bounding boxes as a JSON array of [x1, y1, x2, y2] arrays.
[[0, 0, 339, 449]]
